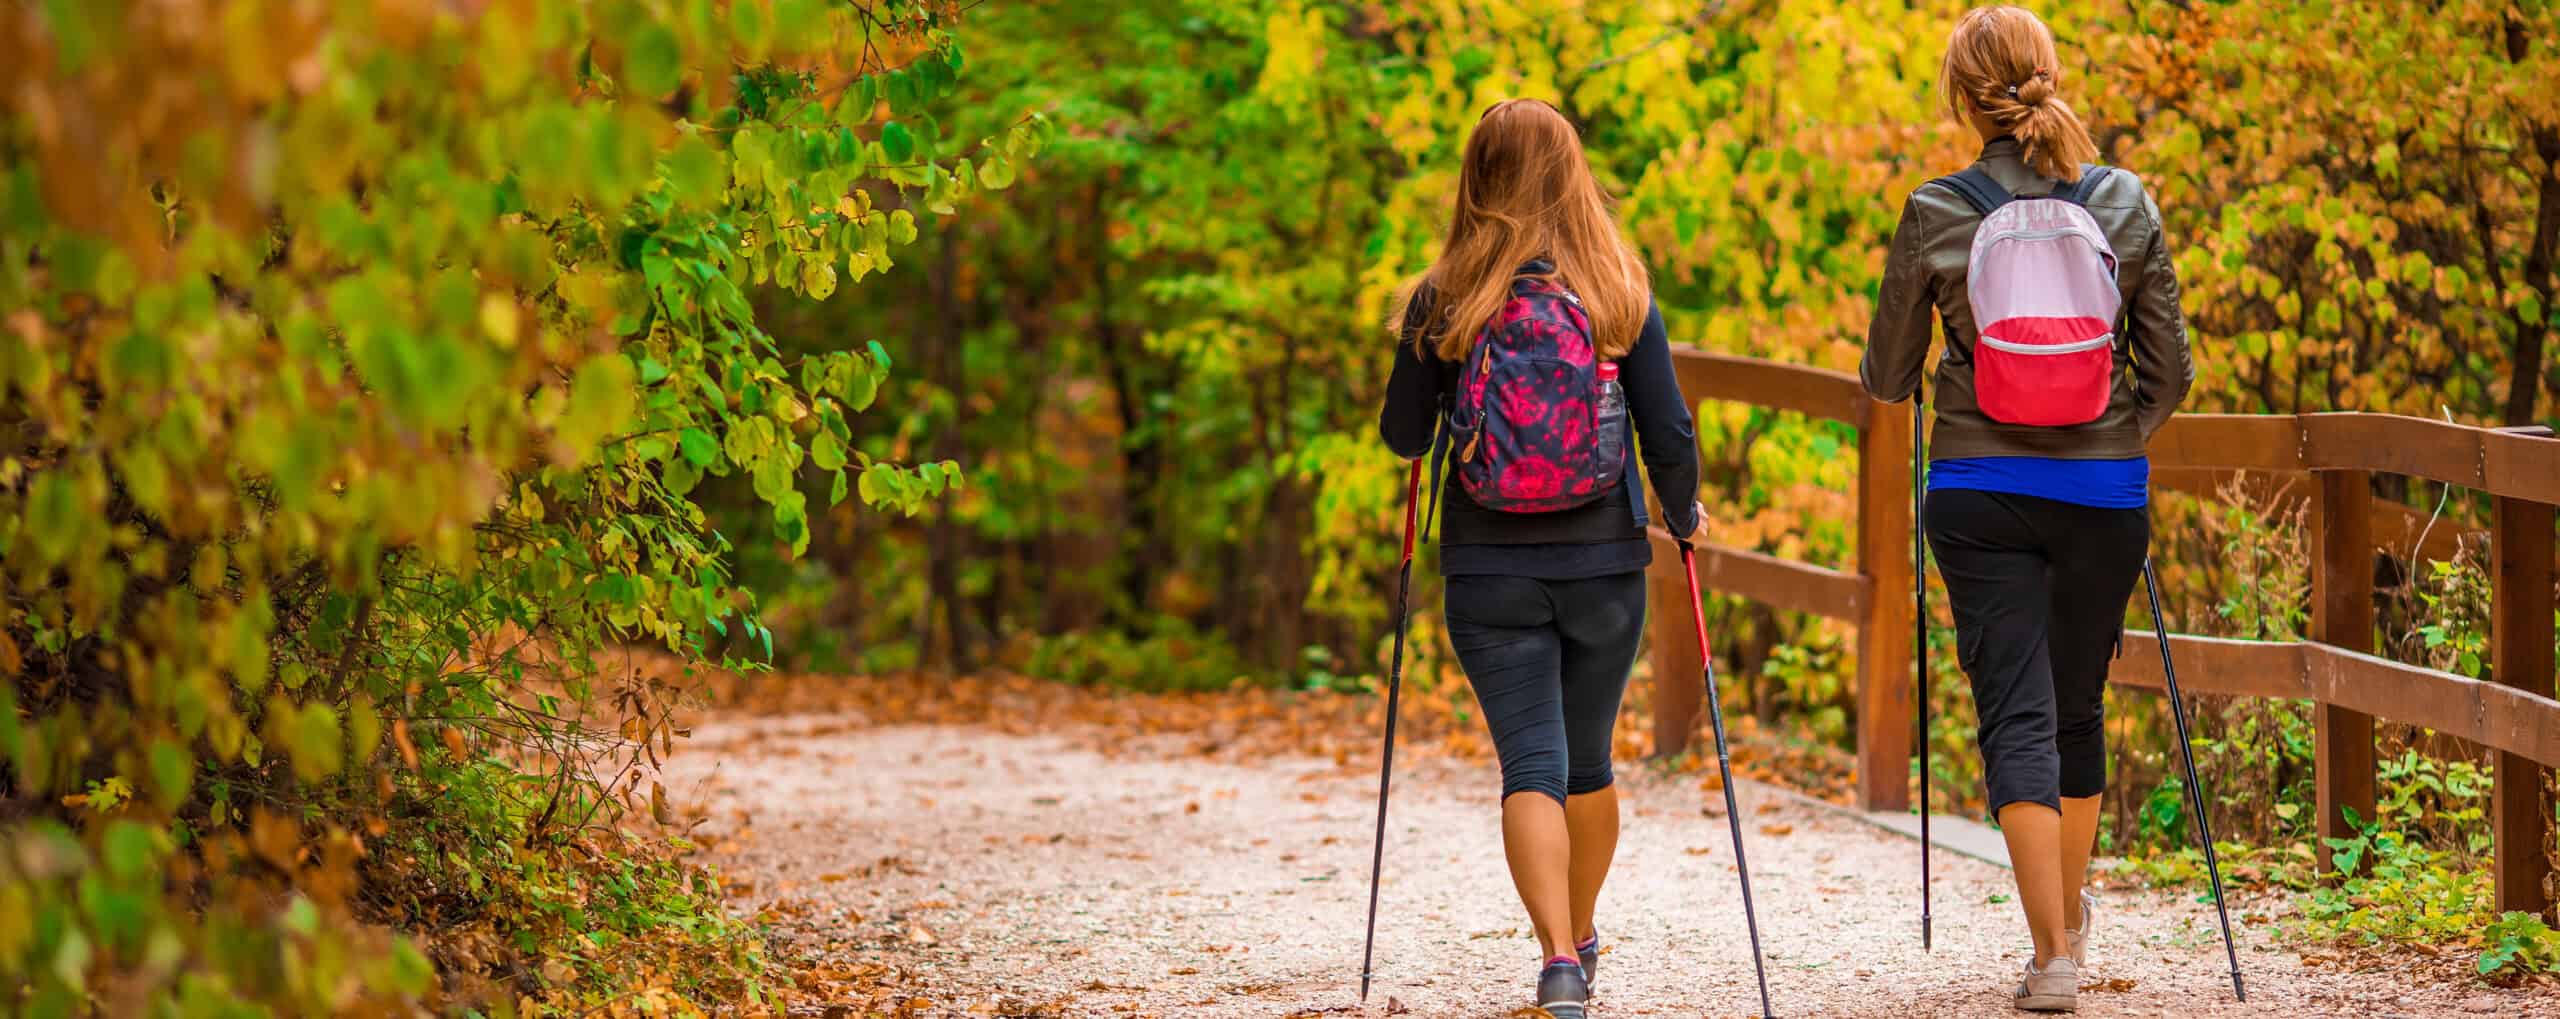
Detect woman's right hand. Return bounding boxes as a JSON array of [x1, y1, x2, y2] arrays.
[[1673, 500, 1708, 545]]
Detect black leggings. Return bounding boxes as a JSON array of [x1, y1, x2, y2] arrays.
[[1924, 489, 2148, 814], [1444, 572, 1645, 806]]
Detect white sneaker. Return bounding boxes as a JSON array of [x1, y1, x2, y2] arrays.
[[2064, 890, 2096, 969], [2014, 957, 2079, 1012]]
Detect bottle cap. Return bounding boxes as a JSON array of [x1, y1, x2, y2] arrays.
[[1597, 362, 1619, 382]]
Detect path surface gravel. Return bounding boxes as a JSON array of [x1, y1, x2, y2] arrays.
[[666, 712, 2546, 1018]]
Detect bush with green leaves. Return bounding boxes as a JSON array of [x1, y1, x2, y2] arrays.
[[1, 0, 1040, 1011]]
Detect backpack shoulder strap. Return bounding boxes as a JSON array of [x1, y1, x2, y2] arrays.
[[2050, 165, 2115, 205], [1927, 167, 2011, 217]]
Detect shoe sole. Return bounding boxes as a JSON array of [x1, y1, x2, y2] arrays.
[[2015, 992, 2077, 1012]]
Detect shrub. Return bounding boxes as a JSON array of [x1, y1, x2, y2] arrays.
[[1, 1, 1038, 1011]]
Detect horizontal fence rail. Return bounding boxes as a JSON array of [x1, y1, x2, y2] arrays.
[[1643, 348, 2560, 920]]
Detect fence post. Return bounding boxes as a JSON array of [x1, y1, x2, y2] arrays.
[[2312, 469, 2377, 874], [1855, 402, 1915, 812], [2491, 489, 2556, 919], [1648, 539, 1703, 759]]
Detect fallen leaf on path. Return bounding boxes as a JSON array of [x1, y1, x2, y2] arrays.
[[2081, 977, 2137, 992], [1386, 996, 1410, 1014], [1168, 966, 1197, 975], [1684, 846, 1714, 856], [1080, 979, 1147, 992], [1186, 801, 1201, 814], [1759, 823, 1794, 836]]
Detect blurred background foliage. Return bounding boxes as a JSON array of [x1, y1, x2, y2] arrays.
[[5, 0, 2560, 1012]]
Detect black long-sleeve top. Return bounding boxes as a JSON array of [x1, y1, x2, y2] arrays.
[[1380, 282, 1701, 579]]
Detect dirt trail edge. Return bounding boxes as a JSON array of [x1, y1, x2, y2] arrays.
[[666, 712, 2540, 1018]]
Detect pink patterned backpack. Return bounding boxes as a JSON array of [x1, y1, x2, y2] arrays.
[[1441, 274, 1629, 513]]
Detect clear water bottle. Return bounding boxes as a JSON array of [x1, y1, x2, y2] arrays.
[[1595, 361, 1627, 461]]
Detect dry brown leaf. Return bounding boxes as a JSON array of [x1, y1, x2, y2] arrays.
[[1758, 823, 1794, 836], [390, 718, 419, 769]]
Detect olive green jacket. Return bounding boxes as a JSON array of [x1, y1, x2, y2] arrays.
[[1861, 137, 2195, 460]]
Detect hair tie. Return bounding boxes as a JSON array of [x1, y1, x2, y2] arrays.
[[2005, 84, 2020, 99]]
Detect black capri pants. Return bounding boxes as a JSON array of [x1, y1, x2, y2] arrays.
[[1444, 572, 1645, 806], [1924, 489, 2148, 814]]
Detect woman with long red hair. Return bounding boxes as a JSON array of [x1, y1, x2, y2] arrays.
[[1379, 98, 1701, 1019]]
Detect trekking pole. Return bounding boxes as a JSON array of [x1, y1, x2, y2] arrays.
[[1679, 540, 1777, 1019], [1357, 458, 1425, 1003], [1912, 398, 1933, 953], [2139, 557, 2247, 1002]]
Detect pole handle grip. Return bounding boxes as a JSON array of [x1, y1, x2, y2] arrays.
[[1399, 459, 1423, 564]]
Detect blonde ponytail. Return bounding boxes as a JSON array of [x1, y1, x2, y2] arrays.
[[1939, 6, 2101, 182]]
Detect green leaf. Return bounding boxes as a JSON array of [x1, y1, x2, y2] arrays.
[[679, 427, 718, 466], [880, 121, 916, 163], [625, 23, 684, 98], [810, 432, 845, 471], [560, 354, 639, 456], [25, 469, 80, 563], [857, 464, 892, 506]]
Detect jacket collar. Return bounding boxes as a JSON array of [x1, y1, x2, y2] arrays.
[[1977, 135, 2023, 161]]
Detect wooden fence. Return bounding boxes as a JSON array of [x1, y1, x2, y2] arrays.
[[1640, 349, 2560, 918]]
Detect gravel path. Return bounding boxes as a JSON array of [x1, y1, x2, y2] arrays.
[[667, 713, 2541, 1018]]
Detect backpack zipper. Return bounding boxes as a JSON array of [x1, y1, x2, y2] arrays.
[[1967, 228, 2124, 296], [1978, 333, 2115, 355]]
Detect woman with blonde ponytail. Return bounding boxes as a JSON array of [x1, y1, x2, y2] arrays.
[[1864, 5, 2194, 1013]]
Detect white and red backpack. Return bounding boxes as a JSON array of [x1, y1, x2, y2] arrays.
[[1933, 166, 2125, 426]]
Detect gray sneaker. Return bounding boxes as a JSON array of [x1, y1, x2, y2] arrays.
[[2065, 890, 2096, 969], [1576, 930, 1600, 986], [1537, 958, 1590, 1019], [2014, 957, 2079, 1012]]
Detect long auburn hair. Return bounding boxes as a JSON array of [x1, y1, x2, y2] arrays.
[[1393, 99, 1651, 361], [1939, 5, 2100, 182]]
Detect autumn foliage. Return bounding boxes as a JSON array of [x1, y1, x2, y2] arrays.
[[2, 0, 1040, 1012]]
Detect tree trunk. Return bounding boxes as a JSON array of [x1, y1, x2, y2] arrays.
[[1087, 183, 1166, 630], [2502, 131, 2559, 427], [926, 228, 976, 674]]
